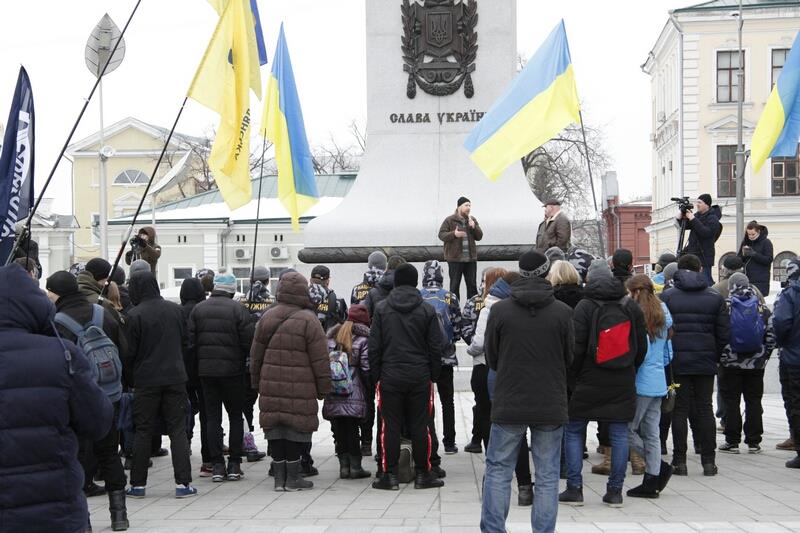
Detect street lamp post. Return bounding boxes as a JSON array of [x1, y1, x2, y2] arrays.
[[735, 0, 746, 246]]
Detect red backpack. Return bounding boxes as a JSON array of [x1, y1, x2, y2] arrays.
[[588, 297, 637, 369]]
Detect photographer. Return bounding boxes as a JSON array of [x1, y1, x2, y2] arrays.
[[676, 194, 722, 285], [125, 226, 161, 274]]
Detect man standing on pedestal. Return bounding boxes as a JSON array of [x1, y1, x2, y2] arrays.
[[536, 199, 571, 252], [439, 197, 483, 301]]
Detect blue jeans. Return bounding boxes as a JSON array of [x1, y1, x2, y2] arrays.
[[565, 420, 628, 489], [628, 396, 662, 476], [481, 423, 563, 533]]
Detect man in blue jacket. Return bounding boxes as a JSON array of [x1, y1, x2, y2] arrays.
[[774, 259, 800, 469], [0, 264, 113, 533]]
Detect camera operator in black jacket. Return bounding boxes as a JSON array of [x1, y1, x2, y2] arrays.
[[676, 193, 722, 285]]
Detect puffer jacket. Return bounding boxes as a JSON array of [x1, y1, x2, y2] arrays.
[[189, 291, 253, 377], [322, 323, 370, 420], [250, 272, 331, 434], [368, 285, 443, 386], [775, 280, 800, 367], [569, 276, 647, 422], [737, 227, 774, 296], [635, 302, 673, 397], [660, 269, 730, 375], [0, 264, 112, 533]]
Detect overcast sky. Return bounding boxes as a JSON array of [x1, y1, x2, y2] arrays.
[[0, 0, 689, 214]]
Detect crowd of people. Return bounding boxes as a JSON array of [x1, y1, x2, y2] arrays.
[[1, 195, 799, 533]]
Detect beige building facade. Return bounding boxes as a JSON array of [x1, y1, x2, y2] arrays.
[[67, 117, 203, 263], [643, 0, 800, 284]]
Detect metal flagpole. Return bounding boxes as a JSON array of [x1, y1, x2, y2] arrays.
[[735, 0, 746, 245], [4, 0, 142, 266], [578, 110, 607, 256], [249, 137, 269, 290]]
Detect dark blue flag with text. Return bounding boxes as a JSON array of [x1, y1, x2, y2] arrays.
[[0, 67, 35, 264]]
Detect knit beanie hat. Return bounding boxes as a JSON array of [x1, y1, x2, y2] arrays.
[[519, 250, 550, 278], [544, 246, 566, 263], [587, 259, 613, 281], [214, 269, 237, 294], [663, 262, 679, 283], [46, 270, 80, 297], [567, 247, 593, 282], [348, 304, 370, 327], [457, 196, 470, 207], [109, 265, 125, 286], [728, 272, 750, 292], [422, 259, 444, 286], [253, 265, 271, 282], [130, 259, 151, 276], [394, 263, 418, 288], [85, 258, 111, 281], [698, 193, 713, 207], [723, 255, 744, 272], [368, 251, 388, 271], [657, 252, 677, 270]]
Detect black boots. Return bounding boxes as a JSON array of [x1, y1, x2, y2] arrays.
[[702, 461, 718, 476], [285, 460, 314, 491], [786, 454, 800, 469], [602, 485, 623, 507], [108, 489, 129, 531], [272, 461, 286, 492], [372, 472, 400, 490], [338, 454, 351, 479], [349, 454, 371, 479], [414, 470, 445, 489], [627, 473, 660, 499], [657, 460, 674, 492]]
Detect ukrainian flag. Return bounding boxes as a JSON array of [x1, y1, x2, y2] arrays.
[[187, 0, 262, 210], [261, 24, 319, 230], [464, 20, 580, 181], [751, 31, 800, 173]]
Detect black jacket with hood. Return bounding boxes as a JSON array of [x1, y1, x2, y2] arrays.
[[568, 276, 647, 422], [368, 285, 443, 386], [683, 205, 722, 267], [189, 289, 254, 378], [737, 227, 774, 296], [485, 276, 574, 426], [364, 270, 395, 318], [660, 269, 730, 376], [180, 278, 206, 386], [125, 271, 188, 388]]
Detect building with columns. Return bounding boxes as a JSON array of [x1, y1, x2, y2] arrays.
[[642, 0, 800, 284]]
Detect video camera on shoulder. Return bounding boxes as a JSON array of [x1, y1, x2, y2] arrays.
[[671, 196, 693, 215]]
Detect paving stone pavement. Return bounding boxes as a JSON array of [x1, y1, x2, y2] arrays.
[[88, 387, 800, 533]]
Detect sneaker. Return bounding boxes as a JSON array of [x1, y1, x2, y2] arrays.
[[464, 441, 483, 454], [602, 485, 623, 508], [786, 455, 800, 469], [444, 444, 458, 454], [776, 438, 795, 451], [748, 444, 762, 454], [372, 472, 399, 491], [558, 486, 584, 506], [431, 465, 447, 479], [126, 486, 145, 499], [226, 461, 244, 481], [414, 470, 445, 489], [719, 442, 740, 454], [199, 463, 213, 477], [212, 463, 226, 483], [175, 484, 198, 498], [702, 463, 718, 476]]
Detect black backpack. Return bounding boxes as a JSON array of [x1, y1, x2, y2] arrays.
[[587, 297, 637, 370]]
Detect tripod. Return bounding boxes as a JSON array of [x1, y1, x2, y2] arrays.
[[676, 215, 689, 257]]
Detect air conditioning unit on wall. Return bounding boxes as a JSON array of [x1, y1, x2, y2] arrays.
[[234, 248, 251, 261], [270, 246, 289, 260]]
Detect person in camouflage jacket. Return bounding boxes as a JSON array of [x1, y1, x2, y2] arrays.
[[351, 252, 387, 305], [461, 271, 487, 346]]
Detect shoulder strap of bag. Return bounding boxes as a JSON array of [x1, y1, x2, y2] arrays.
[[91, 304, 104, 329], [54, 312, 85, 338]]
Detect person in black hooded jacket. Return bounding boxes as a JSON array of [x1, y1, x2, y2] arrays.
[[125, 271, 196, 499], [660, 254, 729, 476], [180, 278, 210, 474], [677, 194, 722, 285], [369, 263, 444, 490], [737, 220, 774, 296]]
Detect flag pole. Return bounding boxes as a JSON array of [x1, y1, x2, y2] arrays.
[[103, 96, 189, 292], [578, 110, 607, 256], [249, 136, 268, 289], [5, 0, 143, 266]]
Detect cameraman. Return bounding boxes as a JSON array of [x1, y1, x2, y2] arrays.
[[125, 226, 161, 274], [676, 193, 722, 285]]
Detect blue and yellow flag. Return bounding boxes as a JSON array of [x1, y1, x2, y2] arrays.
[[261, 24, 319, 230], [188, 0, 262, 210], [751, 31, 800, 172], [464, 20, 580, 181]]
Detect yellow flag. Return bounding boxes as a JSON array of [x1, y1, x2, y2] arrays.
[[188, 0, 261, 210], [206, 0, 264, 97]]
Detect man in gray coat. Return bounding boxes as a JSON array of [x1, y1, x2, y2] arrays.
[[536, 199, 571, 252]]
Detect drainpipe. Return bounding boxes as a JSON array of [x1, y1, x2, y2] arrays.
[[610, 204, 621, 252], [220, 222, 232, 269], [669, 12, 685, 199]]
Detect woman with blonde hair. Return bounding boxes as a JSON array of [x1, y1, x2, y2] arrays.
[[106, 281, 124, 312], [625, 274, 674, 498], [547, 260, 583, 309]]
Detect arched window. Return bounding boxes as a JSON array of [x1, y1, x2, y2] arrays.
[[774, 251, 798, 282], [718, 251, 737, 272], [113, 169, 149, 185]]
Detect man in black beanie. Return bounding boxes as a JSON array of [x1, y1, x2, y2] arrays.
[[368, 263, 445, 491], [481, 249, 574, 532], [677, 193, 722, 285], [438, 196, 483, 301]]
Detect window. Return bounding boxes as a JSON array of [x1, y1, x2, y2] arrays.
[[113, 169, 149, 185], [774, 251, 798, 282], [717, 145, 737, 197], [91, 213, 100, 245], [172, 267, 193, 287], [717, 50, 745, 103], [772, 145, 800, 196], [773, 48, 790, 87], [236, 234, 247, 243], [177, 235, 187, 243]]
